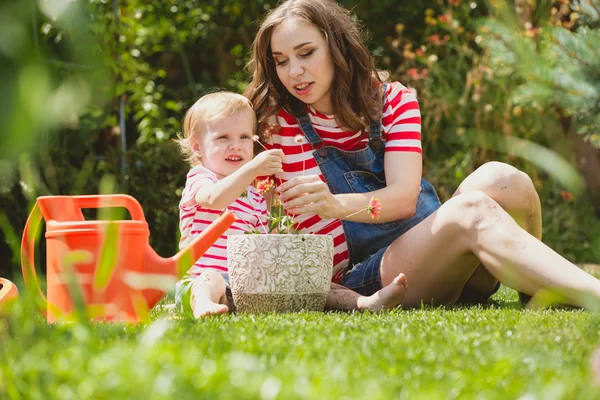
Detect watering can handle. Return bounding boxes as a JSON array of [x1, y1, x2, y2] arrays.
[[21, 201, 47, 313], [73, 195, 146, 222], [20, 195, 146, 315]]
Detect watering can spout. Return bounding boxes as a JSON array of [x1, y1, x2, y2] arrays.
[[141, 211, 236, 309]]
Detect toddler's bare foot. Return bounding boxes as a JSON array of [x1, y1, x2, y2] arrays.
[[192, 297, 229, 318], [357, 273, 408, 311]]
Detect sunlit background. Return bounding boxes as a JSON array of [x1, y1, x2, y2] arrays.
[[1, 0, 598, 280]]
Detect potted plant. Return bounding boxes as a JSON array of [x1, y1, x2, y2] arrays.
[[227, 135, 381, 313]]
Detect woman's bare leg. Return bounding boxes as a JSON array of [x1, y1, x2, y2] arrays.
[[453, 162, 542, 302], [325, 273, 408, 311], [379, 190, 600, 308]]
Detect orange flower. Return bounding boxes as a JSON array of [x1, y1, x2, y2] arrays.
[[438, 14, 452, 24], [427, 34, 449, 46], [366, 196, 381, 220], [407, 68, 420, 79], [560, 190, 573, 202], [257, 178, 275, 194], [407, 68, 428, 80]]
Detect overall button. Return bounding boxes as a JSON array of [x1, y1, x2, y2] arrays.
[[317, 147, 328, 157], [369, 140, 384, 151]]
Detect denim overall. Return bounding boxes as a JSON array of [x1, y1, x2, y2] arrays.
[[295, 90, 442, 296]]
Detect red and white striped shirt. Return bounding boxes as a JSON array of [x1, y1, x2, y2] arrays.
[[179, 166, 268, 279], [265, 82, 422, 282]]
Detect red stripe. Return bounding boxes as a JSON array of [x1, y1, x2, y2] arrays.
[[333, 233, 345, 247], [188, 170, 215, 180], [333, 250, 349, 266], [385, 146, 422, 153], [194, 264, 228, 272], [253, 196, 266, 204], [387, 131, 421, 141], [332, 269, 345, 283], [181, 211, 195, 219], [275, 143, 315, 155], [385, 91, 408, 110], [295, 214, 322, 231], [233, 198, 254, 210], [396, 116, 421, 125], [316, 221, 340, 235], [202, 254, 227, 261], [192, 208, 222, 215], [383, 102, 419, 125]]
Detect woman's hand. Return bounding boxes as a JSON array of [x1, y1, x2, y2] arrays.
[[277, 175, 341, 219]]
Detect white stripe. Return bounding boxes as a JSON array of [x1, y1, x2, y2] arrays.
[[284, 152, 315, 163], [384, 91, 418, 118], [280, 166, 322, 180], [386, 139, 422, 148], [382, 83, 408, 116], [334, 241, 348, 255], [389, 123, 422, 134], [332, 261, 347, 276], [396, 109, 421, 120], [308, 113, 337, 127], [277, 117, 300, 128], [390, 110, 421, 128]]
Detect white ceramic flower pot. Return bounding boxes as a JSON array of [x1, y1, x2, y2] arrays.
[[228, 234, 333, 313]]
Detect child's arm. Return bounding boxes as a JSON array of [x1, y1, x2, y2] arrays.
[[195, 149, 284, 209]]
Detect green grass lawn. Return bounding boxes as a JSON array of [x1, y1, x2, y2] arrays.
[[2, 286, 600, 399]]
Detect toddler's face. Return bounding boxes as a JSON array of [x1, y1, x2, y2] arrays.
[[193, 109, 256, 178]]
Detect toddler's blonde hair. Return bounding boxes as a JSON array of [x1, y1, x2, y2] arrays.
[[175, 91, 256, 166]]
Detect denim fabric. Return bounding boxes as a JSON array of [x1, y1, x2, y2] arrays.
[[338, 180, 441, 296], [294, 84, 442, 295]]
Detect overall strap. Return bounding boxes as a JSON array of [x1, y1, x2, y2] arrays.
[[296, 113, 324, 149], [367, 82, 387, 151]]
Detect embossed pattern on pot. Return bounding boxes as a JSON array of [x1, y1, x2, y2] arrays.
[[228, 234, 334, 313]]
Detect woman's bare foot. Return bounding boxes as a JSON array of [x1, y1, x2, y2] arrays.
[[192, 296, 229, 318], [357, 273, 408, 311]]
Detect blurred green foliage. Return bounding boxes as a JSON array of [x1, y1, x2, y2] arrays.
[[2, 288, 600, 399], [1, 0, 598, 281]]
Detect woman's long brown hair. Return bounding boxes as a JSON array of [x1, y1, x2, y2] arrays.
[[244, 0, 387, 134]]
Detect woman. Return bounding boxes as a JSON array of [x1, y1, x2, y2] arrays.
[[243, 0, 600, 308]]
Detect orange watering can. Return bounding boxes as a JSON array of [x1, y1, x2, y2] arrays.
[[20, 195, 235, 322], [0, 278, 19, 311]]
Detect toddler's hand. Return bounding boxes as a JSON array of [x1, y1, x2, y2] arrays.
[[248, 149, 284, 177]]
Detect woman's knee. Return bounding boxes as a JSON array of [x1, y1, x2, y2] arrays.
[[473, 161, 536, 196], [439, 191, 505, 238]]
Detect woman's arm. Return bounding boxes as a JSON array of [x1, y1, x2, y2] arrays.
[[337, 151, 422, 222], [278, 152, 422, 223]]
